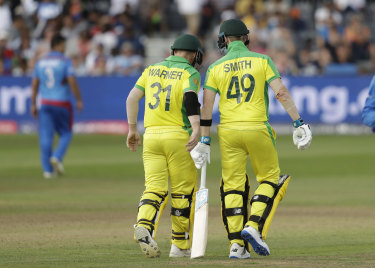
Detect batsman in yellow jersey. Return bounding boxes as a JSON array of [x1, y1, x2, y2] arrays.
[[126, 34, 204, 258], [191, 19, 312, 259]]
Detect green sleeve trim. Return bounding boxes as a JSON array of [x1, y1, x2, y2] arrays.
[[204, 85, 218, 93], [266, 56, 280, 78], [135, 84, 145, 91], [187, 72, 201, 93], [267, 75, 280, 84], [183, 87, 198, 93], [264, 84, 269, 121], [181, 101, 192, 135]]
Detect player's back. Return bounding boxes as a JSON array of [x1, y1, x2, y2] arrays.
[[34, 51, 73, 102], [204, 41, 280, 124], [136, 56, 201, 130]]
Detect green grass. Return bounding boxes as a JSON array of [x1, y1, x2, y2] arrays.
[[1, 134, 375, 267]]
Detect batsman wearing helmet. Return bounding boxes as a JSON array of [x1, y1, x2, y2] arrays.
[[191, 19, 312, 258], [126, 34, 204, 258]]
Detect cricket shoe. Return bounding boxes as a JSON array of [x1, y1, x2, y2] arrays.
[[134, 226, 161, 258], [241, 226, 270, 256], [50, 157, 64, 175], [229, 243, 250, 259], [43, 172, 57, 179], [169, 244, 190, 257]]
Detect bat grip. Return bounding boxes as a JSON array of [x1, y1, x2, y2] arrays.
[[200, 163, 207, 189]]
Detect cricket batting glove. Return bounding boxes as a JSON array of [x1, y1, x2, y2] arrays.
[[190, 136, 211, 169], [292, 118, 312, 150]]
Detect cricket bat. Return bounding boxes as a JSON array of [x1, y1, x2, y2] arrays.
[[191, 163, 208, 259]]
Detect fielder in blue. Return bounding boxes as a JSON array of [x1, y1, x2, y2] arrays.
[[362, 75, 375, 133], [31, 34, 83, 179]]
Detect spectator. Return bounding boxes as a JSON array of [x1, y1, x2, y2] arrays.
[[20, 0, 38, 17], [33, 26, 55, 62], [69, 0, 83, 21], [113, 42, 143, 75], [236, 0, 264, 18], [315, 47, 333, 74], [296, 48, 319, 76], [92, 22, 118, 55], [8, 16, 28, 51], [110, 0, 138, 16], [198, 0, 216, 38], [117, 27, 144, 56], [344, 15, 371, 61], [77, 30, 93, 58], [315, 2, 343, 33], [0, 58, 4, 75], [0, 31, 14, 75], [267, 17, 296, 57], [265, 0, 289, 15], [18, 34, 37, 62], [61, 15, 77, 40], [37, 0, 61, 21], [144, 2, 163, 35], [176, 0, 203, 35], [325, 43, 358, 75], [0, 0, 12, 33], [334, 0, 366, 13], [273, 50, 298, 75], [289, 6, 307, 34], [71, 54, 87, 76], [86, 43, 115, 75]]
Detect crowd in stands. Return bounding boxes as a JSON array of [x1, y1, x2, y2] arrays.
[[0, 0, 374, 76]]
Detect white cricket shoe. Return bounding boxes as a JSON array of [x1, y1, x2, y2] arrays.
[[43, 172, 57, 179], [229, 243, 250, 259], [134, 226, 161, 258], [50, 157, 64, 175], [169, 244, 191, 257], [241, 226, 270, 256]]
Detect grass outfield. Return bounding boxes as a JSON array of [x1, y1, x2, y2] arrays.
[[1, 134, 375, 268]]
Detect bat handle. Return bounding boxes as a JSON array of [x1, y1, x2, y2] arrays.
[[200, 162, 207, 189]]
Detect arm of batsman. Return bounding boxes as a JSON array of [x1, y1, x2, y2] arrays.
[[190, 142, 211, 169], [293, 124, 312, 150]]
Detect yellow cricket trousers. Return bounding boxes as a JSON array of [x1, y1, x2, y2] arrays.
[[218, 122, 280, 246], [136, 126, 197, 249]]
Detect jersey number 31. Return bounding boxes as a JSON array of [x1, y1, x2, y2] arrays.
[[148, 82, 172, 111], [227, 74, 255, 104]]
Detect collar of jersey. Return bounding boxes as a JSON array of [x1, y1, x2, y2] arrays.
[[227, 41, 247, 53], [47, 51, 64, 57], [165, 55, 190, 64]]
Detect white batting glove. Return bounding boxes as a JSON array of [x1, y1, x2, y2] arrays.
[[190, 137, 211, 169], [292, 118, 312, 150]]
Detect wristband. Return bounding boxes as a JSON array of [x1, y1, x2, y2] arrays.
[[200, 136, 211, 145], [200, 119, 212, 126], [292, 118, 304, 128]]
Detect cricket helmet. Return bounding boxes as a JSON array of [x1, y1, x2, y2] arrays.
[[171, 34, 204, 66], [217, 19, 250, 51]]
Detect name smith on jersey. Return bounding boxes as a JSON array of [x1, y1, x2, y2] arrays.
[[224, 60, 251, 72]]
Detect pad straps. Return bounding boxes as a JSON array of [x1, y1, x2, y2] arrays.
[[220, 175, 250, 244], [249, 176, 287, 234], [172, 230, 189, 240], [170, 189, 194, 218]]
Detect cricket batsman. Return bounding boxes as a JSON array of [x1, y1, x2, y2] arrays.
[[191, 19, 312, 258], [362, 75, 375, 132], [31, 34, 83, 179], [126, 34, 203, 258]]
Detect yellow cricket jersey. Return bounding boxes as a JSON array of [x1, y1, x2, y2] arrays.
[[204, 41, 280, 124], [135, 56, 201, 130]]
